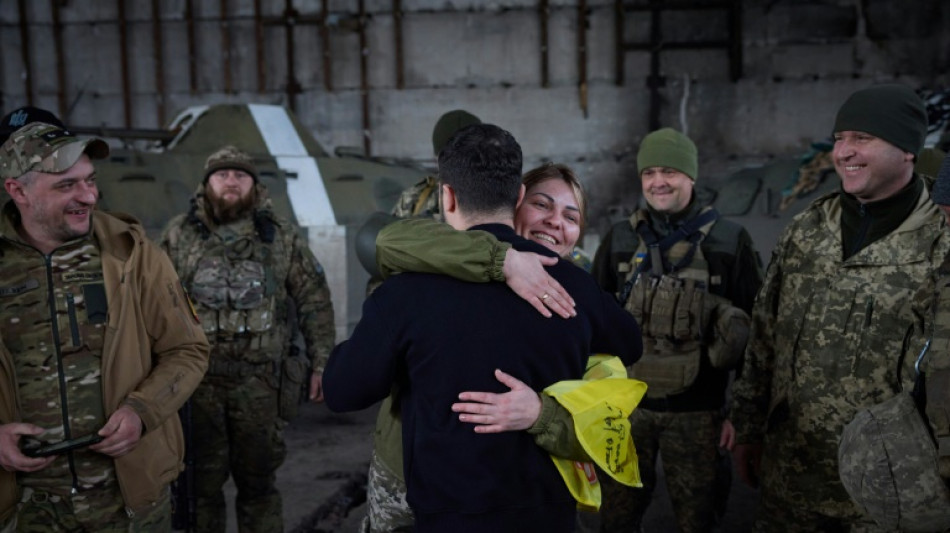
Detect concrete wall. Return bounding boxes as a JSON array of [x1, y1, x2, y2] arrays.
[[2, 0, 949, 249]]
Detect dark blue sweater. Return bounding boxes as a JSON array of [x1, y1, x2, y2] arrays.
[[324, 224, 642, 532]]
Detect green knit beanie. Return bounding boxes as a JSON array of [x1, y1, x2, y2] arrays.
[[833, 84, 927, 156], [431, 110, 481, 156], [637, 128, 698, 180]]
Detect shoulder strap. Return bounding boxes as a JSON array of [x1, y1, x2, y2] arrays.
[[617, 207, 720, 305], [635, 207, 720, 276], [411, 177, 438, 217]]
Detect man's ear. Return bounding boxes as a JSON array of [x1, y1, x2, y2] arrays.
[[4, 178, 26, 203], [441, 184, 458, 214], [515, 184, 526, 210]]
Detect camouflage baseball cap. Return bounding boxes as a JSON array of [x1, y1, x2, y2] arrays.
[[0, 122, 109, 180], [838, 391, 950, 531], [204, 145, 258, 182]]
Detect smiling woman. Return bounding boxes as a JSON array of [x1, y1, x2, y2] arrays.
[[515, 164, 586, 257]]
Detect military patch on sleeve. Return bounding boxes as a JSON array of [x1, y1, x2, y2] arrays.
[[0, 278, 40, 297]]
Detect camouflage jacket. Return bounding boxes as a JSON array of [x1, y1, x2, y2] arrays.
[[903, 253, 950, 481], [729, 184, 949, 511], [0, 208, 210, 521], [390, 175, 441, 220], [160, 184, 335, 373]]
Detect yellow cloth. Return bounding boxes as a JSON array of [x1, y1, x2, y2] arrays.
[[543, 355, 647, 511]]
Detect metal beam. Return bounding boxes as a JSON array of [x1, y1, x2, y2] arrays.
[[152, 0, 166, 125], [117, 0, 133, 127], [51, 0, 67, 119], [18, 0, 34, 105]]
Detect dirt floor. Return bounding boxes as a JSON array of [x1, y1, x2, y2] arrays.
[[215, 400, 758, 533]]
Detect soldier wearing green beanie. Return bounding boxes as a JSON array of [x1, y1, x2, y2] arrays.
[[592, 128, 764, 532], [728, 84, 950, 531]]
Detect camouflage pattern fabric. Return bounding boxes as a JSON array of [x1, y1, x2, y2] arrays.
[[599, 409, 720, 532], [13, 485, 170, 532], [389, 176, 442, 220], [0, 122, 108, 179], [190, 377, 286, 533], [729, 188, 950, 523], [160, 184, 335, 372], [160, 184, 333, 533], [753, 486, 891, 533], [361, 451, 413, 533], [0, 228, 116, 496]]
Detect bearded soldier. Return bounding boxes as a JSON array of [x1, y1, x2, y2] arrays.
[[160, 146, 335, 533]]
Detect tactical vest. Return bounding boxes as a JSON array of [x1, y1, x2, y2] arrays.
[[181, 215, 288, 364], [619, 207, 731, 398]]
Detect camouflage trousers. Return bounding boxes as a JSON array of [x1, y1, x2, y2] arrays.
[[191, 376, 287, 533], [753, 487, 893, 533], [360, 451, 413, 533], [600, 409, 720, 533], [8, 484, 170, 532], [752, 418, 893, 533]]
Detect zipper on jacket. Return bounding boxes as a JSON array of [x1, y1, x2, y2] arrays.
[[847, 203, 872, 259], [44, 254, 81, 494]]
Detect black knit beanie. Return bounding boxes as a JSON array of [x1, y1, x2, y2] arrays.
[[833, 84, 927, 156], [933, 154, 950, 206]]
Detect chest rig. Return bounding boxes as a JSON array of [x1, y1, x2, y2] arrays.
[[619, 207, 726, 398], [184, 212, 287, 362]]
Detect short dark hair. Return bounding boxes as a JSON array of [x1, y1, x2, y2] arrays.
[[438, 123, 523, 216]]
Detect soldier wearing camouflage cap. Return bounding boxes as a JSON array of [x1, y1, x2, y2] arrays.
[[160, 145, 335, 533], [728, 83, 950, 530], [589, 127, 764, 532], [0, 122, 209, 530]]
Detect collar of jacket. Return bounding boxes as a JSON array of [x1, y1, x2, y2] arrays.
[[839, 175, 923, 258], [643, 194, 701, 236]]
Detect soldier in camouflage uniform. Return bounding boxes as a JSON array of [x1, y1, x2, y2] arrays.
[[590, 128, 763, 532], [160, 146, 335, 533], [728, 84, 950, 531], [0, 122, 209, 531]]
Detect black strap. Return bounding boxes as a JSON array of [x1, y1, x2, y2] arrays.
[[617, 208, 720, 305]]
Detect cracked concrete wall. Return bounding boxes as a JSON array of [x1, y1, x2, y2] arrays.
[[1, 0, 948, 248]]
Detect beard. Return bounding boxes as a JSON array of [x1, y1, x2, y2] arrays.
[[205, 185, 257, 224]]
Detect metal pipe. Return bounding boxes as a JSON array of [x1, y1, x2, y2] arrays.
[[647, 0, 663, 131], [18, 0, 34, 105], [255, 0, 265, 92], [578, 0, 588, 117], [614, 0, 624, 86], [359, 0, 371, 155], [221, 0, 232, 94], [118, 0, 133, 127], [152, 0, 166, 125], [321, 0, 332, 91], [539, 0, 549, 88], [394, 0, 404, 89], [728, 0, 743, 81], [51, 0, 67, 119], [283, 0, 301, 111], [186, 0, 198, 94]]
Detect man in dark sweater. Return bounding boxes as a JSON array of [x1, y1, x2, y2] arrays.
[[324, 124, 642, 532]]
